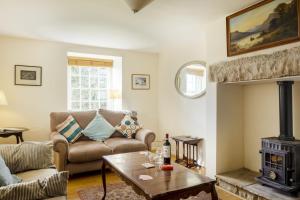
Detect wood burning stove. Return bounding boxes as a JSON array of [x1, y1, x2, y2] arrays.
[[257, 81, 300, 193]]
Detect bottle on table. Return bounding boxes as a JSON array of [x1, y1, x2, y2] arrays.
[[163, 133, 171, 165]]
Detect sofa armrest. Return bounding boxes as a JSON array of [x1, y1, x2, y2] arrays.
[[50, 132, 69, 171], [135, 129, 156, 151]]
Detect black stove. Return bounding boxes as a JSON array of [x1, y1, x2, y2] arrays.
[[257, 81, 300, 193]]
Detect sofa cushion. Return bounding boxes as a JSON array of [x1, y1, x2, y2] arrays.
[[104, 138, 147, 153], [50, 111, 97, 132], [115, 115, 141, 139], [16, 168, 58, 182], [99, 109, 126, 126], [82, 114, 115, 141], [68, 141, 112, 163], [56, 115, 83, 143]]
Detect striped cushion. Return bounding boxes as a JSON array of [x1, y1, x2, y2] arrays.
[[0, 142, 54, 174], [56, 115, 82, 143], [0, 171, 68, 200]]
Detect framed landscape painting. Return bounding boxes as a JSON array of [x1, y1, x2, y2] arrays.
[[227, 0, 300, 56]]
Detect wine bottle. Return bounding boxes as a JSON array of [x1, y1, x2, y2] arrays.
[[163, 133, 171, 164]]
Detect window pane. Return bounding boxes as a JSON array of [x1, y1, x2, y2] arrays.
[[81, 89, 89, 101], [72, 89, 80, 101], [100, 90, 107, 100], [71, 67, 80, 75], [71, 102, 80, 110], [100, 79, 107, 88], [81, 76, 89, 88], [100, 102, 107, 109], [81, 67, 89, 76], [90, 77, 98, 88], [71, 76, 80, 88], [91, 102, 99, 110], [81, 102, 90, 110], [91, 90, 99, 101], [90, 68, 98, 76]]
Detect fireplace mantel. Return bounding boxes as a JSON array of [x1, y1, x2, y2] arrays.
[[210, 46, 300, 83]]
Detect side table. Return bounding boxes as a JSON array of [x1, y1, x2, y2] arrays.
[[172, 136, 203, 168], [0, 128, 29, 143]]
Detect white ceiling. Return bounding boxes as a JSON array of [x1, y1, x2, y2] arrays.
[[0, 0, 258, 52]]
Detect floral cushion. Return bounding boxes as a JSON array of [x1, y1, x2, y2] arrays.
[[115, 115, 141, 138]]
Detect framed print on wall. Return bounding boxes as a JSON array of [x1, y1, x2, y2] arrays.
[[131, 74, 150, 90], [15, 65, 42, 86], [226, 0, 300, 57]]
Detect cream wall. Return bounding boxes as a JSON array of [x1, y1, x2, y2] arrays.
[[205, 16, 300, 173], [157, 34, 207, 166], [0, 36, 158, 143]]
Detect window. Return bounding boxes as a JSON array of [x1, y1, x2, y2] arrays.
[[67, 53, 122, 111]]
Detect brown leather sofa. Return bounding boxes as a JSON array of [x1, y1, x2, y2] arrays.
[[50, 109, 156, 175]]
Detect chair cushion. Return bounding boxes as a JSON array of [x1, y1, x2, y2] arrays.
[[0, 171, 68, 200], [0, 142, 54, 174], [104, 138, 147, 154], [68, 141, 112, 163], [82, 114, 115, 141], [16, 168, 58, 182], [56, 115, 82, 143]]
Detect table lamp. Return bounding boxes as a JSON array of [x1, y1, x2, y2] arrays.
[[0, 90, 8, 106]]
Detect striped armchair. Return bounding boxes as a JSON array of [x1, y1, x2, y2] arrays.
[[0, 142, 67, 200]]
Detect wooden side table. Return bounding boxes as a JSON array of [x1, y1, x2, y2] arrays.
[[0, 128, 29, 143], [172, 136, 203, 168]]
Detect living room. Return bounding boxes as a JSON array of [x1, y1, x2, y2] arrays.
[[1, 0, 300, 200]]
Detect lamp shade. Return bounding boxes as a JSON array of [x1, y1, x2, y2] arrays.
[[0, 90, 8, 105], [124, 0, 154, 13]]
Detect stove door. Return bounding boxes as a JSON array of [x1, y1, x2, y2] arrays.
[[262, 149, 289, 185]]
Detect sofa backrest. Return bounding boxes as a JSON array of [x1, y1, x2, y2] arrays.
[[50, 109, 133, 132]]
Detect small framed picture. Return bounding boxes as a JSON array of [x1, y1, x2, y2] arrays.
[[132, 74, 150, 90], [15, 65, 42, 86]]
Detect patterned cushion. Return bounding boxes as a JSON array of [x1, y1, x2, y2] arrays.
[[0, 156, 21, 186], [56, 115, 82, 143], [0, 171, 68, 200], [115, 115, 141, 138], [0, 142, 54, 174]]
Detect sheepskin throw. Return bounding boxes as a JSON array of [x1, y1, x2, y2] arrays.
[[210, 46, 300, 83]]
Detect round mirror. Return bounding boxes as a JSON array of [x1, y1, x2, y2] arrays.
[[175, 61, 206, 99]]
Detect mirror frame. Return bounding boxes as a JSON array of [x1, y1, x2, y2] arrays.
[[175, 61, 207, 99]]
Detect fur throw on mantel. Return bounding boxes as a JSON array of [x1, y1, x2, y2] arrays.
[[209, 46, 300, 83]]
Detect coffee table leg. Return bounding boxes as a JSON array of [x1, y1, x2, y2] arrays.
[[102, 161, 107, 200], [210, 182, 218, 200]]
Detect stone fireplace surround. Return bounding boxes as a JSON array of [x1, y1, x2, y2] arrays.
[[210, 47, 300, 199], [210, 46, 300, 83]]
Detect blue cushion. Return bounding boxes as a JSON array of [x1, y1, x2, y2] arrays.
[[0, 156, 21, 187], [82, 114, 115, 141]]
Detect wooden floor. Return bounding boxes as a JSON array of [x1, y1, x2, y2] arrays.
[[68, 164, 205, 200], [68, 170, 122, 200]]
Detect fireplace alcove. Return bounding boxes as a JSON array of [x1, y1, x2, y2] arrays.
[[210, 47, 300, 199]]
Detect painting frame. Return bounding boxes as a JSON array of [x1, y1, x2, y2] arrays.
[[15, 65, 42, 86], [226, 0, 300, 57], [131, 74, 150, 90]]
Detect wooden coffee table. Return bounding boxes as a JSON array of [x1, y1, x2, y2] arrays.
[[101, 151, 217, 200]]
